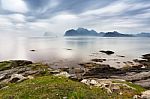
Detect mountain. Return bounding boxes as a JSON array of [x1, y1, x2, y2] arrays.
[[64, 28, 133, 37], [64, 28, 99, 36], [64, 29, 78, 36], [103, 31, 133, 37], [136, 33, 150, 37]]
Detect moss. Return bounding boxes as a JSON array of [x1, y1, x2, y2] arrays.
[[0, 61, 12, 71]]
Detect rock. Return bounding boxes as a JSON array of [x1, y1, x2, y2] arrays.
[[81, 78, 135, 94], [69, 75, 82, 81], [110, 84, 120, 92], [122, 65, 150, 73], [27, 75, 34, 79], [0, 60, 32, 71], [10, 60, 32, 67], [22, 70, 38, 76], [74, 68, 84, 73], [117, 55, 125, 57], [99, 50, 114, 55], [142, 54, 150, 60], [66, 49, 72, 50], [133, 95, 141, 99], [54, 72, 71, 78], [91, 59, 106, 62], [133, 54, 150, 67], [83, 64, 123, 78], [0, 74, 7, 81], [50, 70, 61, 74], [9, 74, 27, 83], [79, 62, 96, 68], [59, 68, 69, 72], [121, 71, 150, 82], [141, 90, 150, 99], [134, 79, 150, 89], [30, 50, 36, 52], [63, 96, 67, 99], [90, 79, 99, 85], [81, 79, 90, 85]]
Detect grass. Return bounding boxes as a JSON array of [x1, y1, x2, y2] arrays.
[[0, 76, 108, 99], [0, 76, 144, 99]]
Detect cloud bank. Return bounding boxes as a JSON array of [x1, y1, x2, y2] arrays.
[[0, 0, 150, 36]]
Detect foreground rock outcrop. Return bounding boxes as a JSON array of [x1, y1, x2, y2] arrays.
[[79, 53, 150, 89], [0, 59, 149, 98]]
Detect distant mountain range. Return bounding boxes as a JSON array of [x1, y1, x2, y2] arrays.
[[64, 28, 150, 37]]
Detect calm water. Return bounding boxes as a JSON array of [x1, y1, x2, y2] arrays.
[[0, 37, 150, 68]]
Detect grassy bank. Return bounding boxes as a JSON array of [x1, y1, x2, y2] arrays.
[[0, 76, 144, 99]]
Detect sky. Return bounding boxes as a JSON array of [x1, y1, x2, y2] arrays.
[[0, 0, 150, 36]]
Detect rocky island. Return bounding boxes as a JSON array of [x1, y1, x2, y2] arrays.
[[64, 28, 150, 37]]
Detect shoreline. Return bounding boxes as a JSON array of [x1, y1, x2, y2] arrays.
[[0, 52, 150, 98]]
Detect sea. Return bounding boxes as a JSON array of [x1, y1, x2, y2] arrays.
[[0, 36, 150, 68]]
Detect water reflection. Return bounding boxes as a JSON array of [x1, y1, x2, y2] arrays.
[[0, 37, 150, 65]]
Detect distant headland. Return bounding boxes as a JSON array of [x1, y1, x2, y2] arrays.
[[64, 28, 150, 37]]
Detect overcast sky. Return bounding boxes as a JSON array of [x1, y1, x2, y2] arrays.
[[0, 0, 150, 36]]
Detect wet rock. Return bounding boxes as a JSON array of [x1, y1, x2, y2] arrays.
[[91, 58, 106, 62], [66, 49, 72, 50], [9, 74, 27, 83], [134, 54, 150, 67], [122, 65, 150, 73], [117, 55, 125, 57], [120, 71, 150, 82], [30, 50, 36, 51], [99, 50, 114, 55], [79, 62, 97, 68], [142, 54, 150, 60], [83, 64, 123, 78]]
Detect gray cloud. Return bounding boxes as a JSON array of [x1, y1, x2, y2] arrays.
[[0, 0, 150, 36]]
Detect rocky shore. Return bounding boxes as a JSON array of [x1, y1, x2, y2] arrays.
[[0, 52, 150, 98]]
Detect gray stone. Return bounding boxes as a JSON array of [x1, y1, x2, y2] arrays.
[[122, 71, 150, 81], [54, 72, 71, 78], [134, 79, 150, 89], [9, 74, 27, 83], [141, 90, 150, 99]]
